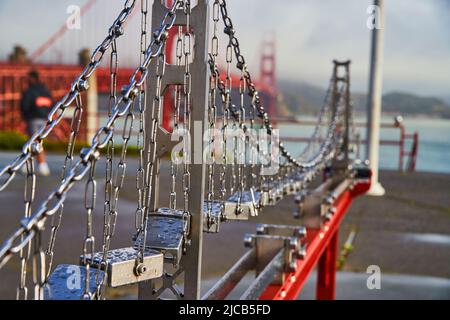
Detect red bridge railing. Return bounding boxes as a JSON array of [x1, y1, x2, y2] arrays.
[[0, 63, 134, 142]]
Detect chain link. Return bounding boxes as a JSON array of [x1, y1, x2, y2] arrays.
[[179, 0, 193, 245], [137, 0, 184, 267], [169, 26, 184, 210], [0, 0, 183, 277], [81, 160, 97, 300], [135, 0, 149, 257], [16, 159, 35, 300], [0, 0, 136, 192], [45, 92, 84, 277], [205, 0, 220, 227]]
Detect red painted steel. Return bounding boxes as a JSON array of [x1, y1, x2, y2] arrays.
[[407, 132, 419, 172], [259, 36, 277, 119], [162, 0, 176, 131], [259, 179, 371, 300], [316, 230, 338, 300], [396, 121, 419, 172], [260, 41, 277, 88]]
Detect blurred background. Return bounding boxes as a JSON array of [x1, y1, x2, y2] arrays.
[[0, 0, 448, 300]]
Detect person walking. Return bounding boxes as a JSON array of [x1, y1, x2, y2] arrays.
[[20, 70, 51, 176]]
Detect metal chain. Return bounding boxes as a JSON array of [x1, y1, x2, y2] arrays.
[[81, 159, 97, 300], [17, 159, 35, 300], [0, 0, 136, 192], [32, 229, 45, 300], [225, 40, 236, 198], [181, 0, 192, 245], [0, 0, 182, 274], [45, 92, 84, 276], [237, 68, 247, 212], [218, 0, 347, 173], [103, 37, 118, 237], [135, 0, 149, 255], [219, 32, 230, 203], [137, 0, 183, 267], [217, 0, 300, 168], [95, 31, 124, 297], [207, 58, 271, 192], [169, 26, 184, 210], [205, 0, 220, 227], [298, 76, 334, 161]]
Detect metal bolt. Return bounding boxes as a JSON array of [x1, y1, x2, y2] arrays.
[[297, 245, 307, 260], [323, 195, 334, 206], [78, 79, 90, 92], [243, 234, 254, 248], [135, 263, 147, 276], [256, 225, 266, 235], [288, 238, 298, 251], [288, 261, 297, 273], [30, 142, 43, 156], [80, 147, 100, 162], [112, 25, 124, 37], [295, 227, 307, 239]]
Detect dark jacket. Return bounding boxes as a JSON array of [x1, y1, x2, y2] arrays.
[[20, 83, 53, 120]]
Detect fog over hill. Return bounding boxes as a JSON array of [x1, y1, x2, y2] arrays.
[[279, 80, 450, 119]]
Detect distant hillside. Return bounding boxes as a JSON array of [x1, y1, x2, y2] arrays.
[[278, 80, 329, 116], [279, 80, 450, 119], [442, 96, 450, 105], [382, 92, 450, 118]]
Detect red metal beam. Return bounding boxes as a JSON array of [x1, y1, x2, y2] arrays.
[[316, 230, 338, 300], [259, 35, 277, 118], [162, 0, 176, 131], [259, 179, 371, 300]]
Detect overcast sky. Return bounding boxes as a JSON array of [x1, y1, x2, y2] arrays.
[[0, 0, 449, 97]]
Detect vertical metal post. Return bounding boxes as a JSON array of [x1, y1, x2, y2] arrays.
[[316, 230, 338, 300], [366, 0, 386, 196], [399, 124, 405, 172], [409, 132, 419, 172], [330, 63, 339, 115], [344, 63, 351, 162], [182, 0, 210, 299], [332, 60, 351, 163], [139, 0, 210, 300]]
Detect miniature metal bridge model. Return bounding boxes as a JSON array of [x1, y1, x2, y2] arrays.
[[0, 0, 371, 300]]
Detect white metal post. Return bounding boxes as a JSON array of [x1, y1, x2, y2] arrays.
[[366, 0, 386, 196]]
